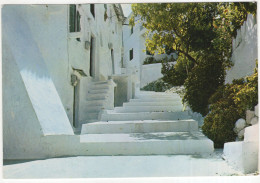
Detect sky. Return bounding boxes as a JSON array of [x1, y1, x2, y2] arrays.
[[121, 4, 132, 17]]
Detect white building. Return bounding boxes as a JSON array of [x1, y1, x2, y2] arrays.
[[123, 13, 177, 88], [2, 4, 134, 159], [225, 14, 258, 83]]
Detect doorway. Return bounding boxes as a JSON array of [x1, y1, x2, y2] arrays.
[[90, 36, 95, 77], [73, 78, 80, 128], [111, 49, 115, 75]]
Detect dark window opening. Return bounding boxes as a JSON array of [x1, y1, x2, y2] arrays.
[[72, 75, 80, 128], [104, 4, 108, 21], [111, 49, 115, 74], [90, 4, 95, 18], [90, 36, 94, 77], [129, 49, 133, 61], [69, 5, 81, 32], [69, 5, 80, 32]]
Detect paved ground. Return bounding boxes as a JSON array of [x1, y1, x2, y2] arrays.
[[3, 150, 244, 179]]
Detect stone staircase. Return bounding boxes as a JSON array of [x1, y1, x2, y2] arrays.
[[80, 91, 214, 155], [85, 80, 115, 122]]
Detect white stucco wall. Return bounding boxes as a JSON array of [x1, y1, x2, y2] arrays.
[[2, 5, 74, 135], [123, 17, 142, 83], [2, 4, 125, 159], [141, 63, 163, 88], [2, 4, 124, 124], [225, 14, 257, 83]]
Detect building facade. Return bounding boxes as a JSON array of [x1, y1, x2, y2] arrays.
[[2, 4, 131, 159]]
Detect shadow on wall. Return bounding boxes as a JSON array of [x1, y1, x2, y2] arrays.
[[2, 6, 73, 135]]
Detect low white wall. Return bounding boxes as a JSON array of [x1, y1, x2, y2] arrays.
[[223, 105, 259, 174], [140, 63, 163, 88], [225, 14, 257, 83]]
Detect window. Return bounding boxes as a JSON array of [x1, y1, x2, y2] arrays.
[[104, 4, 108, 21], [129, 49, 133, 61], [69, 5, 81, 32], [130, 26, 133, 35], [90, 4, 95, 18]]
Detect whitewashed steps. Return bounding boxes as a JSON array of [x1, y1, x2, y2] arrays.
[[100, 111, 190, 121], [114, 105, 183, 113], [80, 132, 214, 155], [81, 90, 214, 156], [81, 119, 198, 134], [84, 80, 114, 122]]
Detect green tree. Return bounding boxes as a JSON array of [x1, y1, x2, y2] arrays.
[[131, 2, 256, 114]]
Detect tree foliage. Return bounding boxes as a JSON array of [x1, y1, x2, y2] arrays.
[[141, 78, 171, 92], [183, 54, 225, 115], [161, 54, 194, 86], [130, 2, 257, 114]]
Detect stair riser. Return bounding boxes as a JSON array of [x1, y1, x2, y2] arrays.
[[88, 90, 108, 94], [135, 95, 181, 99], [90, 85, 110, 90], [115, 106, 183, 113], [86, 100, 105, 106], [100, 111, 190, 121], [136, 92, 179, 95], [124, 101, 181, 106], [81, 121, 198, 134], [93, 81, 110, 85], [86, 106, 105, 112], [85, 113, 99, 120], [86, 94, 108, 100], [130, 98, 182, 102], [79, 140, 214, 155]]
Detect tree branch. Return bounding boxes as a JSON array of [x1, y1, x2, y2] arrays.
[[176, 49, 198, 65]]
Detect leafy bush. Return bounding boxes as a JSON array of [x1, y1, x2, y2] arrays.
[[202, 63, 258, 148], [161, 53, 194, 86], [183, 54, 225, 116], [234, 64, 258, 115], [143, 57, 157, 65], [141, 78, 172, 92], [143, 55, 175, 65]]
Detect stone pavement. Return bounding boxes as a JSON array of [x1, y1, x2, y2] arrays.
[[3, 150, 243, 179]]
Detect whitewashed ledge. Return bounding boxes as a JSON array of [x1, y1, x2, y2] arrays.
[[223, 104, 259, 174]]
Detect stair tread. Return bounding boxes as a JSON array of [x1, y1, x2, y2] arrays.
[[105, 111, 186, 114], [84, 119, 196, 125], [80, 131, 210, 143]]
